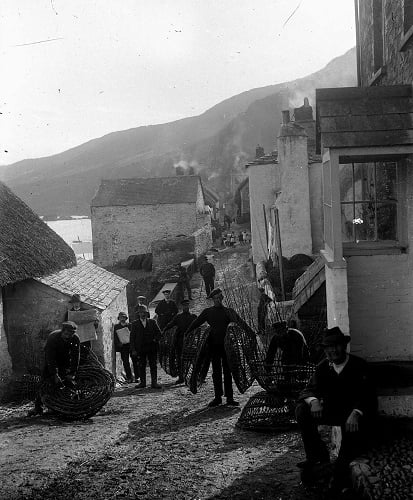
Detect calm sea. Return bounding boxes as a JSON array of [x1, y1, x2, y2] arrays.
[[45, 218, 93, 260]]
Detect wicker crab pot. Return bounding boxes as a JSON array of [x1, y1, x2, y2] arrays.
[[40, 346, 115, 421]]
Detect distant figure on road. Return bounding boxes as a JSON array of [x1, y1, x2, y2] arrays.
[[178, 265, 193, 301], [184, 288, 255, 407], [28, 321, 80, 416], [155, 289, 178, 330], [163, 299, 198, 384], [131, 305, 162, 389], [199, 258, 216, 297]]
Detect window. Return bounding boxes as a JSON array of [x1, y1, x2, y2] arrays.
[[339, 160, 399, 244]]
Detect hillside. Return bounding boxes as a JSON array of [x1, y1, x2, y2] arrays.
[[0, 48, 356, 216]]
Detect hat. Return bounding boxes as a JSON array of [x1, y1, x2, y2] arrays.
[[118, 312, 128, 320], [321, 327, 350, 346], [137, 295, 146, 300], [62, 321, 77, 331], [69, 293, 81, 303], [162, 289, 171, 294], [208, 288, 223, 299], [181, 299, 190, 305]]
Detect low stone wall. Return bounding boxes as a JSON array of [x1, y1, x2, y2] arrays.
[[151, 236, 195, 275], [193, 226, 212, 259]]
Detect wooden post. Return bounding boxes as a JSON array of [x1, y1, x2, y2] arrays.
[[263, 204, 269, 250], [274, 207, 286, 301]]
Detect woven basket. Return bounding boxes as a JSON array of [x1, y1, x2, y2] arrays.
[[250, 360, 316, 395], [237, 391, 298, 432], [40, 347, 115, 420], [159, 326, 179, 377], [224, 322, 257, 394], [182, 326, 211, 394]]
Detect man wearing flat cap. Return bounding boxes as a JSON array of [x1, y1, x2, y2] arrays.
[[184, 288, 255, 407], [155, 289, 178, 330], [28, 321, 81, 416], [295, 326, 377, 493], [163, 299, 197, 384]]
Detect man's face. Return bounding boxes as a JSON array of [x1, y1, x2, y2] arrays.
[[163, 292, 171, 301], [72, 301, 81, 310], [324, 342, 347, 364], [182, 303, 190, 313], [62, 328, 76, 342], [212, 293, 223, 306], [119, 315, 127, 324], [138, 311, 148, 320]]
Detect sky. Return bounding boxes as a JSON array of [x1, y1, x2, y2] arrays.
[[0, 0, 356, 165]]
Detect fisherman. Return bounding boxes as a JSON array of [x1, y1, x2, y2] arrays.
[[199, 258, 216, 297], [184, 288, 255, 407], [155, 289, 178, 330], [28, 321, 80, 416], [265, 320, 309, 367], [131, 305, 162, 389], [163, 299, 197, 384]]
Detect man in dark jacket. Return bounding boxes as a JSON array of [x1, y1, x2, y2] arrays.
[[184, 288, 255, 407], [295, 327, 377, 493], [28, 321, 80, 416], [163, 299, 197, 384], [155, 289, 178, 330], [131, 305, 162, 389], [199, 259, 216, 297]]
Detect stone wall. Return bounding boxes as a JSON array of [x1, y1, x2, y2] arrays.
[[247, 162, 280, 264], [151, 237, 195, 275], [193, 225, 213, 258], [359, 0, 413, 86], [91, 203, 201, 268], [2, 279, 123, 375]]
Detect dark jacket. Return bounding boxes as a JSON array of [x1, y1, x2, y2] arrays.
[[199, 262, 215, 278], [114, 322, 131, 352], [155, 299, 178, 329], [299, 354, 377, 419], [130, 318, 162, 354], [43, 330, 80, 378], [164, 311, 198, 336], [185, 305, 254, 346]]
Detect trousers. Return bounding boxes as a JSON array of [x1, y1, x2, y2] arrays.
[[203, 276, 215, 296], [138, 349, 158, 386], [119, 345, 139, 381], [209, 344, 233, 399]]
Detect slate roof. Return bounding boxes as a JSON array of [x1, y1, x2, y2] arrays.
[[37, 258, 129, 310], [0, 181, 76, 287], [316, 85, 413, 153], [91, 175, 202, 207]]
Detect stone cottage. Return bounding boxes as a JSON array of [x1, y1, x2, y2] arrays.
[[0, 181, 76, 396], [91, 175, 212, 268], [246, 100, 323, 266]]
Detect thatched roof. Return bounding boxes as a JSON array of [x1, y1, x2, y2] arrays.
[[91, 175, 202, 207], [0, 181, 76, 286]]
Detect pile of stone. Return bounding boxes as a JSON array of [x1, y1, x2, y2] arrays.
[[351, 436, 413, 499]]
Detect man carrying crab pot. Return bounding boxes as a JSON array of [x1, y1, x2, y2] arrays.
[[28, 321, 80, 416]]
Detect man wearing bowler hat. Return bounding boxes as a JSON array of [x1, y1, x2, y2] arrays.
[[295, 326, 377, 494], [184, 288, 255, 407]]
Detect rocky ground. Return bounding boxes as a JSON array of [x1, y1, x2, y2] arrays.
[[0, 233, 344, 500]]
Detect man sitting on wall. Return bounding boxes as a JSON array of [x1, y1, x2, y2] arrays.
[[28, 321, 80, 416], [295, 327, 377, 494]]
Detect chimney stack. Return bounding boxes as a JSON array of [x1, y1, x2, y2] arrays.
[[255, 144, 264, 158]]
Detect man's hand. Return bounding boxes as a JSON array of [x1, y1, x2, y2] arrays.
[[345, 410, 360, 433], [310, 399, 323, 419]]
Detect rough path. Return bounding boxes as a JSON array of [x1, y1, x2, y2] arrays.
[[0, 242, 323, 500]]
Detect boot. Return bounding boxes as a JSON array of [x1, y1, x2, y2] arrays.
[[150, 366, 161, 389], [136, 365, 146, 388]]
